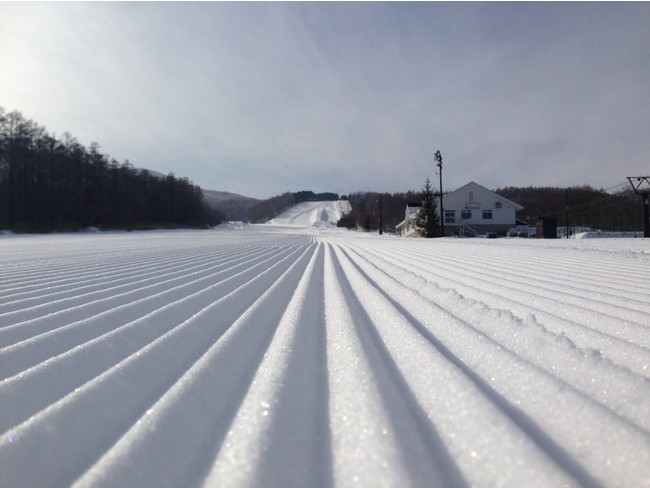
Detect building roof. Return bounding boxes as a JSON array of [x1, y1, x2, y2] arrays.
[[445, 181, 524, 211], [406, 203, 420, 215]]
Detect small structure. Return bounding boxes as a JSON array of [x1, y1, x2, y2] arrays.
[[536, 217, 558, 239], [437, 182, 524, 237], [395, 203, 421, 237]]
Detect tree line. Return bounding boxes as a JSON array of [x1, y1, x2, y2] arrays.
[[496, 185, 642, 232], [0, 108, 223, 232], [336, 179, 439, 236], [337, 190, 422, 233]]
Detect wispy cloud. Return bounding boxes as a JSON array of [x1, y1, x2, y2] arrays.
[[1, 2, 649, 198]]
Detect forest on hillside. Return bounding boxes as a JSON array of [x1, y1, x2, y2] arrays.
[[0, 108, 223, 232], [496, 185, 642, 232], [339, 191, 422, 232], [4, 108, 641, 235]]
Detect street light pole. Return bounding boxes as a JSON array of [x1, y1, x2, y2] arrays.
[[434, 150, 444, 237]]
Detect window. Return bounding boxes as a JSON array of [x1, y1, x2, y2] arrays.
[[445, 210, 455, 223], [461, 209, 472, 219], [482, 210, 493, 220]]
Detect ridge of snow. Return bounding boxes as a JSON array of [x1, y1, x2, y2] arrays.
[[1, 226, 649, 487]]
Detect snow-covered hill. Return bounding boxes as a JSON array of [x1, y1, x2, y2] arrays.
[[266, 200, 351, 228], [1, 226, 649, 487]]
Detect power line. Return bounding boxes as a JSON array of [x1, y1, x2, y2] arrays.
[[568, 199, 633, 219], [602, 181, 631, 193], [543, 191, 634, 218]]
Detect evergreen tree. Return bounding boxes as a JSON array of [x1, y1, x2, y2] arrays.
[[415, 177, 440, 238], [0, 106, 220, 231]]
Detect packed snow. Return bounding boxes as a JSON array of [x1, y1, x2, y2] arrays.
[[1, 201, 649, 488], [266, 200, 351, 227]]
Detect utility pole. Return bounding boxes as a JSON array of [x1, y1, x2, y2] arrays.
[[379, 194, 383, 235], [565, 188, 570, 239], [434, 150, 444, 237], [627, 177, 650, 238]]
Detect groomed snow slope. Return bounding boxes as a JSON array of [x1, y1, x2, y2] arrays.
[[266, 200, 351, 227], [1, 201, 649, 488]]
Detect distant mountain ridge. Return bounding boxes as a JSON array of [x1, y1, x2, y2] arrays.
[[202, 189, 259, 222], [202, 190, 258, 204]]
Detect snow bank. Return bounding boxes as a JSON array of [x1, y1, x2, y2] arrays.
[[575, 231, 644, 238]]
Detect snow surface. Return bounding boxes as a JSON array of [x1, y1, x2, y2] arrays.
[[1, 200, 649, 488], [266, 200, 351, 228]]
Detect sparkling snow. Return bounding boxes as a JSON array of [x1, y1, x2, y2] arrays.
[[1, 201, 649, 487]]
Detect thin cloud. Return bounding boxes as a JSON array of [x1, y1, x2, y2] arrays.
[[1, 3, 648, 198]]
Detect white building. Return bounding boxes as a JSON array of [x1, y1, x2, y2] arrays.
[[395, 203, 421, 237], [438, 181, 524, 236]]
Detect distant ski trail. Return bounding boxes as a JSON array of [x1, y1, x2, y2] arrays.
[[1, 215, 649, 487]]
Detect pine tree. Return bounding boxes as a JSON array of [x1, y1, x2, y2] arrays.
[[415, 177, 440, 238]]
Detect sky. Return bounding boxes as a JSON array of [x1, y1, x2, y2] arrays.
[[1, 2, 649, 199]]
